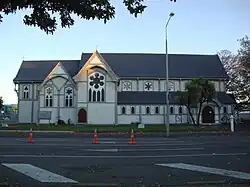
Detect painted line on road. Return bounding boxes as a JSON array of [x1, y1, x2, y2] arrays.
[[2, 163, 78, 183], [0, 153, 247, 159], [87, 147, 204, 152], [88, 149, 118, 152], [155, 163, 250, 180]]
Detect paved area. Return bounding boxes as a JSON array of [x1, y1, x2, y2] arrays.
[[0, 134, 249, 186]]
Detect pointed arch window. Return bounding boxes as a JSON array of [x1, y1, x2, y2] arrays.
[[65, 87, 73, 107], [122, 106, 126, 114], [23, 85, 29, 99], [45, 87, 53, 107], [155, 106, 159, 114], [179, 106, 182, 114], [131, 106, 135, 114], [88, 72, 105, 102], [170, 106, 174, 114]]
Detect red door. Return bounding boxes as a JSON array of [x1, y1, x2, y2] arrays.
[[78, 108, 87, 123]]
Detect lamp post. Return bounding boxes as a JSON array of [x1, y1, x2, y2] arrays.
[[165, 12, 174, 137]]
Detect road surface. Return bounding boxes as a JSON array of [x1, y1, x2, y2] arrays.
[[0, 134, 249, 186]]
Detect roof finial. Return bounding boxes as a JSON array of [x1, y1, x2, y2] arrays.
[[95, 45, 99, 52]]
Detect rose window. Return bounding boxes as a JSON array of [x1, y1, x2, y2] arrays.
[[89, 73, 105, 89]]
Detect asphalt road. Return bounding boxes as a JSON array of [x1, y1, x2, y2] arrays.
[[0, 134, 250, 186]]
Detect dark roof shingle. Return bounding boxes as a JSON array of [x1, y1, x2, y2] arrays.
[[117, 91, 236, 105], [14, 53, 228, 82]]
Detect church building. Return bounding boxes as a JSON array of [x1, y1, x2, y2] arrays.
[[13, 51, 236, 125]]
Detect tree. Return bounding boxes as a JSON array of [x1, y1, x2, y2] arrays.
[[219, 35, 250, 103], [0, 97, 3, 114], [0, 0, 176, 34], [177, 78, 215, 126]]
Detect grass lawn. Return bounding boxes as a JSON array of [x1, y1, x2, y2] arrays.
[[2, 124, 230, 133]]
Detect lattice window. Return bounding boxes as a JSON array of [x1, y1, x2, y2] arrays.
[[144, 81, 153, 91], [23, 85, 29, 99], [168, 81, 175, 91], [122, 81, 132, 91], [45, 87, 53, 107], [65, 87, 73, 107], [88, 72, 105, 102]]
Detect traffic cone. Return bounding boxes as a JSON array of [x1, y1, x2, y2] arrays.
[[28, 128, 33, 143], [93, 128, 99, 144], [129, 129, 135, 144]]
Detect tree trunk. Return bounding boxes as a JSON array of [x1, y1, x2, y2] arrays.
[[186, 105, 196, 125], [196, 102, 203, 126]]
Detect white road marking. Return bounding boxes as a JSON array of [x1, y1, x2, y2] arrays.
[[87, 147, 203, 152], [119, 147, 204, 152], [0, 153, 247, 158], [156, 163, 250, 180], [88, 149, 118, 152], [101, 142, 116, 144], [2, 163, 78, 183]]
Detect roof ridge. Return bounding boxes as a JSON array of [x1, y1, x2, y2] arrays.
[[82, 52, 217, 56], [23, 60, 80, 62]]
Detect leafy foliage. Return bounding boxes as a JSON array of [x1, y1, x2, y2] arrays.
[[0, 0, 150, 34], [219, 35, 250, 103], [0, 97, 3, 111], [177, 78, 215, 126]]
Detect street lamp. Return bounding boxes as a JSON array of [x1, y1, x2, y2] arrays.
[[165, 12, 174, 137]]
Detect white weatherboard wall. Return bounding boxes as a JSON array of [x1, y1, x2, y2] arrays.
[[118, 115, 140, 124], [60, 108, 77, 123], [18, 100, 32, 123], [88, 103, 115, 124], [141, 115, 163, 124]]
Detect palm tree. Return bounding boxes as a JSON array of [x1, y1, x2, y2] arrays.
[[196, 79, 216, 126], [178, 78, 215, 126]]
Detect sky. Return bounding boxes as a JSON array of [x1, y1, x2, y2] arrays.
[[0, 0, 249, 104]]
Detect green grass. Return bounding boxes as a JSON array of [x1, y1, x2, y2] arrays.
[[2, 124, 230, 133]]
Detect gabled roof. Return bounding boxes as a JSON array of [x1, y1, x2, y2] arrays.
[[117, 92, 236, 105], [13, 53, 228, 82], [14, 60, 80, 82]]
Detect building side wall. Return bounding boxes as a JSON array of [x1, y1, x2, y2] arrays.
[[118, 79, 227, 92]]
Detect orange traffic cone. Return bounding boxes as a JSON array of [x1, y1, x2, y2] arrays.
[[129, 129, 135, 144], [93, 128, 99, 144], [28, 128, 33, 143]]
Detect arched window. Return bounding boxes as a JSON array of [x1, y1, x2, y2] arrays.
[[179, 106, 182, 114], [170, 106, 174, 114], [223, 106, 227, 113], [146, 106, 150, 114], [23, 85, 29, 99], [65, 87, 73, 107], [155, 106, 159, 114], [131, 106, 135, 114], [45, 87, 53, 107], [122, 106, 126, 114], [88, 72, 105, 102]]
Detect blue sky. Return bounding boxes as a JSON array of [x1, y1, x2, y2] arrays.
[[0, 0, 249, 104]]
